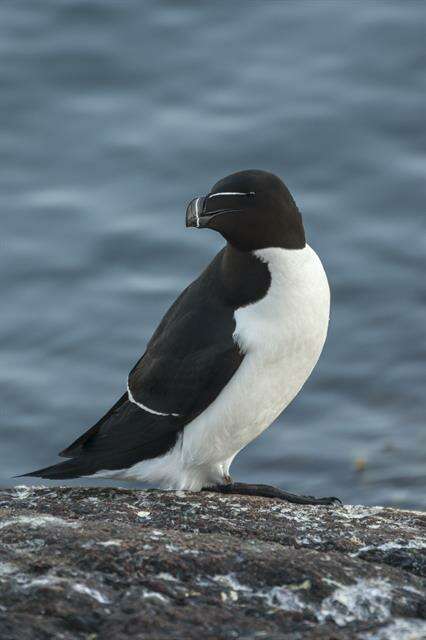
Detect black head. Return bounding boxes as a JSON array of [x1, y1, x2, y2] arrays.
[[186, 170, 305, 251]]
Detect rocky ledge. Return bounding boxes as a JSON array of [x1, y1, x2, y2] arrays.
[[0, 486, 425, 640]]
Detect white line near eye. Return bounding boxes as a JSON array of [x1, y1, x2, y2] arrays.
[[208, 192, 252, 198]]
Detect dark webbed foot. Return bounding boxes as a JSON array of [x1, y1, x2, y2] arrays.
[[203, 482, 342, 506]]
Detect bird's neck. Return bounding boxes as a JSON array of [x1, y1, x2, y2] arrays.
[[219, 244, 271, 308]]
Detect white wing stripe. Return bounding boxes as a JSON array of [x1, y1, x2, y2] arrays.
[[127, 384, 180, 417]]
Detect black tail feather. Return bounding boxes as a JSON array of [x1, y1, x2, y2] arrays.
[[16, 458, 94, 480], [59, 392, 128, 458]]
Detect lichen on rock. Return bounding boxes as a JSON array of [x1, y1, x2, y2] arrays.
[[0, 486, 425, 639]]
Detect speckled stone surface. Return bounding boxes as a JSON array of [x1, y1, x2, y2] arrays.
[[0, 486, 425, 639]]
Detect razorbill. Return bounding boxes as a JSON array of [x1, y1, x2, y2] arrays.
[[22, 170, 340, 505]]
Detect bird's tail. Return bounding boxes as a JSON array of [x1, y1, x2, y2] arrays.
[[16, 458, 94, 480]]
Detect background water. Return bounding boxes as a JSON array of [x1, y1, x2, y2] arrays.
[[1, 1, 425, 509]]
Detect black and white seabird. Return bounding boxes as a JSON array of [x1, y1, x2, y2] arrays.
[[22, 170, 340, 505]]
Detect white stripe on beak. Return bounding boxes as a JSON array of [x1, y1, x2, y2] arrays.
[[195, 197, 201, 228]]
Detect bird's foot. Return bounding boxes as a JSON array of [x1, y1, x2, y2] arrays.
[[202, 481, 342, 506]]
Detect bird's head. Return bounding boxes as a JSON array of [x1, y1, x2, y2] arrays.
[[186, 169, 305, 251]]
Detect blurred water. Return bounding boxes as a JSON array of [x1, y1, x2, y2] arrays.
[[1, 1, 425, 508]]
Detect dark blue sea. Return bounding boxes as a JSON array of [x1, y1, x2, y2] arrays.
[[1, 1, 425, 508]]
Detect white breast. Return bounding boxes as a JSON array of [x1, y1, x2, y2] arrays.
[[180, 245, 330, 470], [120, 244, 330, 490]]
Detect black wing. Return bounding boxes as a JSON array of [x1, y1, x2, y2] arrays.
[[128, 251, 245, 419], [23, 251, 244, 479]]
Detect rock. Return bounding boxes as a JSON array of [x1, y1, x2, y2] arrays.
[[0, 486, 425, 640]]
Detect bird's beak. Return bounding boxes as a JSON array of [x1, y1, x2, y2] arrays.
[[185, 196, 208, 228], [186, 195, 243, 229]]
